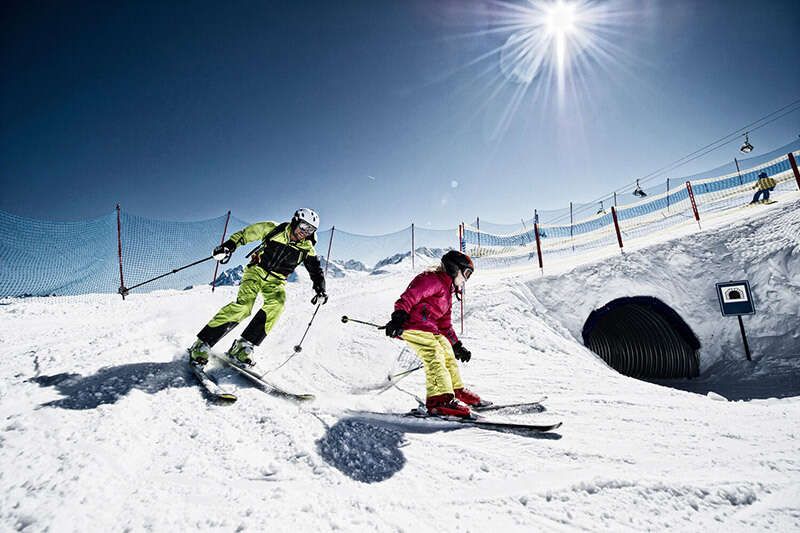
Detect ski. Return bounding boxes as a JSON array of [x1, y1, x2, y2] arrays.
[[472, 397, 547, 413], [189, 361, 237, 404], [406, 409, 561, 432], [211, 353, 315, 402], [348, 409, 561, 434]]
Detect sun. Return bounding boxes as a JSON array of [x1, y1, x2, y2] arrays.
[[545, 1, 578, 36], [447, 0, 633, 139], [499, 0, 598, 89]]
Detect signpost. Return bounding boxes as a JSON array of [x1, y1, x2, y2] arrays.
[[715, 280, 755, 361]]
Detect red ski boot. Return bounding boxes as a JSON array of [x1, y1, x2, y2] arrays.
[[454, 387, 482, 407], [426, 393, 472, 418]]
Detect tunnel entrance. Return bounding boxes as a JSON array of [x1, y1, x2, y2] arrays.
[[582, 296, 700, 379]]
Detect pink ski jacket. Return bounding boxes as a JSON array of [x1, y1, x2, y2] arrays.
[[394, 270, 459, 345]]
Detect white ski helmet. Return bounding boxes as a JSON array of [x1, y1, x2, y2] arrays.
[[292, 208, 320, 231]]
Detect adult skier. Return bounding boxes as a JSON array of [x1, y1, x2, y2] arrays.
[[188, 208, 327, 367], [383, 250, 481, 417]]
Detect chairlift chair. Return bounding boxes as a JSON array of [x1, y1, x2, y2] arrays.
[[740, 132, 753, 154], [633, 179, 647, 197]]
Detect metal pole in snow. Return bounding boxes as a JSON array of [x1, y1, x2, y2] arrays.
[[611, 206, 624, 252], [324, 226, 335, 277], [411, 223, 415, 271], [686, 181, 701, 230], [570, 202, 574, 252], [116, 204, 125, 300], [534, 222, 543, 274], [788, 152, 800, 191], [734, 158, 744, 186], [737, 315, 752, 361]]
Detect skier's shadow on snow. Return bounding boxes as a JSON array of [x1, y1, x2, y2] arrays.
[[29, 361, 193, 410], [317, 415, 560, 484]]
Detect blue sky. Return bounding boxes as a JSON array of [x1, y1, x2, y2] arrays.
[[1, 1, 798, 232]]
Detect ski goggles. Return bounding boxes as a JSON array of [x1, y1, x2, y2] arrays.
[[461, 267, 473, 280], [295, 220, 316, 236]]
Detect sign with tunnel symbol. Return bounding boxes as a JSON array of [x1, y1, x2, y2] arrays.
[[716, 280, 755, 316]]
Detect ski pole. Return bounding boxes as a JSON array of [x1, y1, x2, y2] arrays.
[[119, 254, 227, 296], [340, 315, 385, 329], [389, 364, 423, 382], [262, 302, 323, 376], [294, 302, 323, 353]]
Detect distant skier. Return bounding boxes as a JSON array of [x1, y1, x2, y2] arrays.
[[750, 171, 777, 204], [188, 208, 327, 367], [384, 250, 481, 417]]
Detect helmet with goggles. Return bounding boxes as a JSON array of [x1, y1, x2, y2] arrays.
[[441, 250, 474, 281], [291, 208, 320, 236]]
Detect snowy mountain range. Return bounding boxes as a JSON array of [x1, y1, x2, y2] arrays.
[[211, 247, 451, 286]]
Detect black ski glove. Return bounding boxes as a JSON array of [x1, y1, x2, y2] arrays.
[[452, 341, 471, 362], [311, 279, 328, 305], [384, 310, 409, 338], [213, 240, 236, 262]]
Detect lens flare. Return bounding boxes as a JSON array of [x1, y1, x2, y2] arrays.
[[499, 0, 602, 89], [442, 0, 636, 140]]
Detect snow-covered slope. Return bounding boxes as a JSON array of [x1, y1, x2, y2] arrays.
[[1, 202, 799, 531], [529, 198, 800, 399]]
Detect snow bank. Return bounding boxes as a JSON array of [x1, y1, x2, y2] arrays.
[[1, 200, 799, 531]]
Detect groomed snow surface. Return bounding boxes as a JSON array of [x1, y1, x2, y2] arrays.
[[2, 200, 799, 532]]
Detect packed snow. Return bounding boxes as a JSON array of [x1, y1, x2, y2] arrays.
[[1, 199, 799, 532]]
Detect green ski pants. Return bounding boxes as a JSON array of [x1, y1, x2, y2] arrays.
[[199, 265, 286, 346]]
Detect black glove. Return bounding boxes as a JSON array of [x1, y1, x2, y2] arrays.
[[452, 341, 471, 362], [311, 279, 328, 305], [384, 310, 409, 338], [213, 240, 236, 262]]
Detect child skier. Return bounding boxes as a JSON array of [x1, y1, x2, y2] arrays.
[[188, 208, 327, 367], [750, 171, 777, 204], [384, 250, 481, 417]]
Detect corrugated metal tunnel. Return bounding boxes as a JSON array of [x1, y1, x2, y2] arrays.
[[581, 296, 700, 379]]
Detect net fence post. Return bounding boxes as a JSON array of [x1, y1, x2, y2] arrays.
[[611, 206, 624, 253], [324, 226, 335, 277], [734, 158, 743, 186], [411, 222, 415, 271], [569, 202, 574, 252], [686, 181, 702, 230], [458, 223, 464, 335], [476, 216, 480, 255], [789, 152, 800, 191], [116, 204, 126, 300], [211, 210, 231, 292], [534, 222, 543, 275]]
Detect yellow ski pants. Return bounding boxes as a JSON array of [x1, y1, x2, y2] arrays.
[[401, 330, 464, 398]]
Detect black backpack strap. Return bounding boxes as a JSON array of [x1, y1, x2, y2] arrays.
[[264, 222, 289, 243], [246, 222, 290, 259]]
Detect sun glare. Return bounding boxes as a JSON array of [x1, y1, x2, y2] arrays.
[[447, 0, 632, 139], [545, 2, 577, 36]]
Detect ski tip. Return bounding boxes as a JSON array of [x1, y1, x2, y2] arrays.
[[216, 393, 238, 404], [295, 394, 316, 401]]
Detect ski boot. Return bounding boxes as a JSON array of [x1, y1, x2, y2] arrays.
[[426, 393, 472, 418], [454, 387, 482, 407], [188, 339, 210, 366], [225, 338, 255, 368]]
